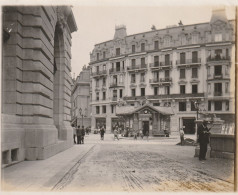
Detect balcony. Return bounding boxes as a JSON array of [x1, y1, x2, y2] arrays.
[[213, 74, 223, 79], [160, 61, 172, 66], [207, 55, 230, 62], [176, 58, 201, 66], [149, 77, 172, 85], [149, 62, 172, 70], [214, 92, 223, 96], [111, 97, 117, 101], [127, 64, 147, 72], [109, 68, 125, 74], [92, 70, 107, 77], [109, 82, 124, 88], [149, 78, 159, 84]]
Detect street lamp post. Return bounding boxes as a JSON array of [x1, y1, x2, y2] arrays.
[[194, 100, 200, 141]]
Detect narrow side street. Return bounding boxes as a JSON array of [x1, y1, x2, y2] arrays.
[[2, 134, 234, 192]]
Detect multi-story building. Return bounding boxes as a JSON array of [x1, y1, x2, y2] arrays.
[[89, 9, 235, 135], [71, 66, 91, 128], [2, 6, 77, 165]]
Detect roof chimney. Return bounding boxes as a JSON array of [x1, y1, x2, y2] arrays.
[[114, 25, 127, 39]]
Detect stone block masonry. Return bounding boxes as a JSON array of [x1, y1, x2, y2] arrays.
[[2, 6, 77, 165]]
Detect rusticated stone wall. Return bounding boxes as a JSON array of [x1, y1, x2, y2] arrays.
[[2, 6, 77, 164]]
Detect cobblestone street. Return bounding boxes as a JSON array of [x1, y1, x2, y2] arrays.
[[2, 134, 234, 192]]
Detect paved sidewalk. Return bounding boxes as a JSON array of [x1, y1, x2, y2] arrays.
[[2, 143, 95, 191]]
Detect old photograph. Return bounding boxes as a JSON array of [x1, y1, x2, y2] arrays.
[[1, 0, 237, 193]]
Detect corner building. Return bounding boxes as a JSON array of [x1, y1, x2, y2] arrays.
[[89, 9, 235, 135], [2, 6, 77, 165]]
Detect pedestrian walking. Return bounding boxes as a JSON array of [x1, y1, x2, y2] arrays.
[[134, 129, 138, 140], [114, 126, 119, 141], [179, 129, 185, 146], [76, 125, 82, 144], [100, 125, 105, 140], [139, 129, 144, 139], [72, 125, 76, 144], [81, 126, 85, 144], [198, 120, 211, 161]]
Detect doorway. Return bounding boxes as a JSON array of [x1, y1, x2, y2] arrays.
[[142, 121, 149, 135], [183, 118, 195, 134]]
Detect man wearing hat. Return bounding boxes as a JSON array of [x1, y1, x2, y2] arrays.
[[197, 120, 211, 161]]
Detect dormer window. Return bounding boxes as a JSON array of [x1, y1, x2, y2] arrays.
[[215, 33, 222, 42], [103, 51, 106, 59], [192, 34, 199, 44], [132, 45, 135, 53], [141, 43, 145, 52], [154, 41, 159, 49], [164, 37, 170, 47], [116, 48, 120, 56], [97, 53, 99, 60]]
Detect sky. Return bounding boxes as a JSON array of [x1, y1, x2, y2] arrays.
[[70, 0, 236, 77]]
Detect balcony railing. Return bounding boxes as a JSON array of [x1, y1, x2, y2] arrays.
[[92, 70, 107, 76], [213, 74, 223, 79], [207, 55, 230, 62], [176, 58, 201, 65], [149, 77, 172, 83], [214, 92, 222, 96], [109, 68, 125, 74], [109, 82, 124, 87], [127, 64, 147, 71], [149, 78, 159, 83], [112, 97, 117, 101], [160, 61, 172, 66]]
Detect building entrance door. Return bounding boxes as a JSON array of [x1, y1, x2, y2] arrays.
[[142, 121, 149, 135], [183, 118, 195, 134]]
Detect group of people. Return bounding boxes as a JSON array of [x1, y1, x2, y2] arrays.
[[73, 125, 86, 144], [134, 129, 149, 141]]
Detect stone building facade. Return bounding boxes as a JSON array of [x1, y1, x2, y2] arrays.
[[71, 66, 91, 129], [2, 6, 77, 165], [89, 9, 235, 135]]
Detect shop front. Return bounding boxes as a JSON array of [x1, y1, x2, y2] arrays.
[[116, 104, 174, 136]]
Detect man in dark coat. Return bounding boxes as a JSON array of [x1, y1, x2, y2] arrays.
[[100, 125, 105, 140], [197, 120, 211, 161], [76, 125, 82, 144]]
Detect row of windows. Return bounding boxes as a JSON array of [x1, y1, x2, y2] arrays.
[[96, 89, 123, 101], [179, 100, 229, 112], [95, 33, 229, 60], [96, 105, 116, 114]]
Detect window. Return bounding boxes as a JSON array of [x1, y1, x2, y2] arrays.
[[141, 88, 145, 96], [164, 37, 170, 47], [96, 92, 99, 101], [165, 70, 170, 78], [131, 88, 136, 97], [96, 66, 99, 73], [165, 86, 170, 95], [208, 83, 211, 94], [180, 68, 186, 79], [180, 85, 186, 94], [103, 64, 106, 71], [154, 41, 159, 49], [180, 52, 186, 64], [226, 48, 229, 59], [119, 75, 123, 84], [132, 45, 135, 53], [96, 106, 100, 114], [207, 66, 210, 76], [141, 58, 145, 65], [214, 65, 222, 76], [191, 102, 196, 111], [192, 51, 198, 63], [141, 43, 145, 51], [214, 101, 222, 111], [192, 85, 198, 94], [113, 90, 117, 98], [154, 71, 159, 81], [97, 53, 99, 60], [165, 54, 170, 65], [122, 61, 125, 70], [113, 75, 117, 85], [154, 56, 159, 66], [116, 48, 120, 56], [131, 74, 136, 83], [181, 36, 186, 45], [192, 68, 198, 78], [103, 78, 106, 85], [179, 102, 186, 111], [102, 105, 106, 113], [154, 87, 158, 95], [215, 49, 222, 60], [140, 72, 145, 82], [131, 59, 136, 67], [192, 34, 198, 44], [103, 91, 106, 100], [153, 103, 160, 106], [96, 79, 99, 87], [215, 33, 222, 42], [214, 83, 222, 96], [116, 62, 120, 71], [103, 51, 106, 59], [225, 82, 229, 93], [225, 65, 229, 75], [208, 101, 211, 111], [225, 101, 229, 111], [111, 105, 114, 113], [120, 89, 123, 98]]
